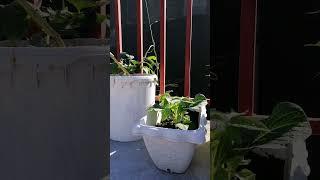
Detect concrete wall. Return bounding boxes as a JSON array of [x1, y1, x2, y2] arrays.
[[0, 47, 108, 180]]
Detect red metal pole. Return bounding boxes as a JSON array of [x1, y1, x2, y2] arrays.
[[136, 0, 144, 68], [184, 0, 193, 97], [114, 0, 123, 60], [310, 119, 320, 135], [160, 0, 166, 94], [238, 0, 257, 115]]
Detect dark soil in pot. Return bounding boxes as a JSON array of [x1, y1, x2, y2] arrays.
[[155, 119, 178, 129], [188, 110, 200, 130], [245, 152, 285, 180], [154, 109, 200, 130]]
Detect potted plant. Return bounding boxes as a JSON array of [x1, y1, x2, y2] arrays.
[[109, 51, 158, 142], [210, 102, 311, 180], [132, 92, 208, 173]]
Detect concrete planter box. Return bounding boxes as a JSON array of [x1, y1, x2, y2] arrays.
[[0, 45, 107, 180], [132, 105, 207, 173], [110, 74, 157, 142]]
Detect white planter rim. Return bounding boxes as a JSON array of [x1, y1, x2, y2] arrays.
[[111, 74, 158, 87], [133, 106, 207, 145], [110, 74, 158, 77]]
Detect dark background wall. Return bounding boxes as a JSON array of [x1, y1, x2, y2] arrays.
[[212, 0, 240, 112], [212, 0, 320, 117], [255, 0, 320, 117], [213, 0, 320, 179]]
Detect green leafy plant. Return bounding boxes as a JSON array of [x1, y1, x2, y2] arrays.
[[110, 0, 158, 76], [210, 102, 309, 180], [0, 0, 64, 46], [110, 51, 159, 75], [16, 0, 66, 46], [41, 0, 108, 39], [148, 92, 207, 130], [0, 0, 108, 46]]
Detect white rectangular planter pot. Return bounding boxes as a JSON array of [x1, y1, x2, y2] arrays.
[[110, 74, 157, 142], [132, 105, 207, 173]]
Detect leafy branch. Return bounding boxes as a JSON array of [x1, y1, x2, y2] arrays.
[[16, 0, 65, 46], [210, 102, 309, 180], [110, 52, 159, 75], [0, 0, 108, 46]]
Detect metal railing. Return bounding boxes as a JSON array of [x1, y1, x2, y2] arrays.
[[239, 0, 320, 135], [113, 0, 194, 97]]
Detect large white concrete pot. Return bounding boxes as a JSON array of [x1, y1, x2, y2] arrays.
[[132, 105, 207, 173], [110, 74, 157, 142]]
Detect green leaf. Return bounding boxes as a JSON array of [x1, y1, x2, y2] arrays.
[[226, 156, 244, 172], [212, 168, 229, 180], [110, 52, 129, 75], [182, 115, 191, 124], [175, 123, 189, 130], [189, 94, 207, 110], [147, 108, 161, 126], [67, 0, 96, 12], [235, 169, 256, 180], [96, 13, 107, 23], [229, 116, 269, 132], [264, 102, 307, 129], [161, 107, 171, 121], [142, 66, 150, 74], [210, 110, 229, 121], [251, 102, 307, 146], [146, 55, 157, 61], [239, 159, 251, 166], [194, 94, 207, 102], [110, 52, 157, 75], [210, 102, 309, 180]]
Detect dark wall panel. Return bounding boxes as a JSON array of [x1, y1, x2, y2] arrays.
[[0, 47, 108, 180]]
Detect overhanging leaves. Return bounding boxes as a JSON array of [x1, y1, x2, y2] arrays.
[[210, 102, 310, 180]]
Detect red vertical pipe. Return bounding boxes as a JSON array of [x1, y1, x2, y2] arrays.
[[184, 0, 193, 97], [310, 120, 320, 135], [238, 0, 257, 115], [160, 0, 166, 94], [114, 0, 123, 60], [136, 0, 144, 67]]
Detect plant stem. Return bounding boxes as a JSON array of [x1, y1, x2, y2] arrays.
[[110, 52, 129, 75], [16, 0, 65, 47], [144, 0, 159, 76]]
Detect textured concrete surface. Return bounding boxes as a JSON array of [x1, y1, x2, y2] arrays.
[[110, 123, 210, 180], [0, 47, 108, 180]]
